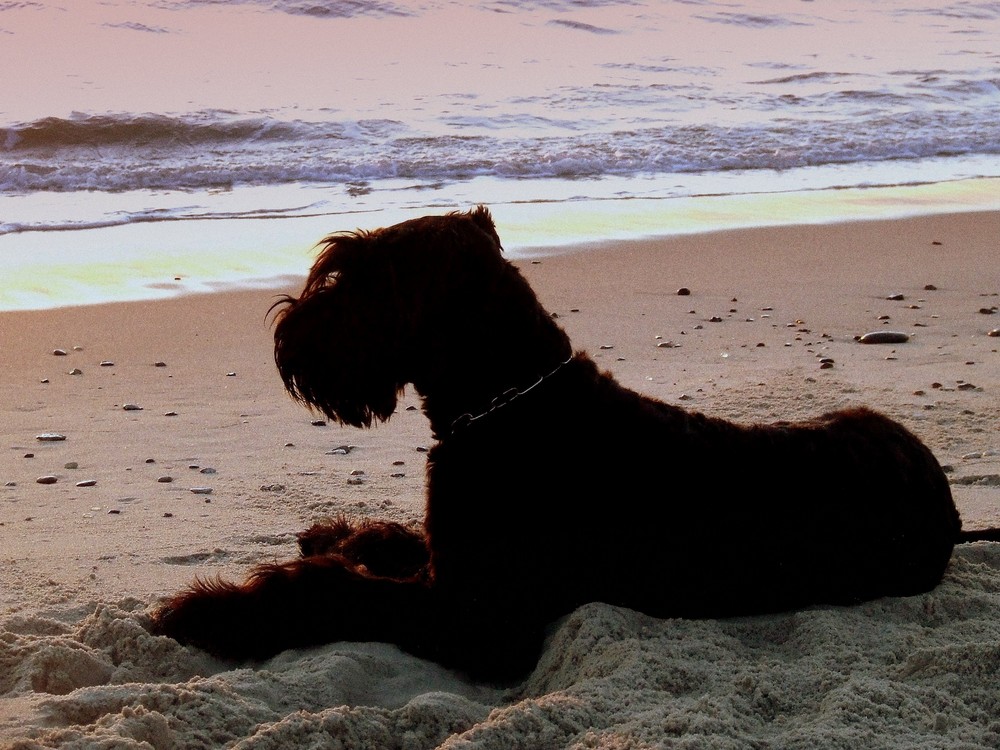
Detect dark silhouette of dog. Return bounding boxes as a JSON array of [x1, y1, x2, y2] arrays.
[[151, 206, 991, 680]]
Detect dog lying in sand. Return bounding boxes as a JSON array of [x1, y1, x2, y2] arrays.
[[152, 206, 993, 679]]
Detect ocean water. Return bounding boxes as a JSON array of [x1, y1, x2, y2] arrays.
[[1, 0, 998, 309]]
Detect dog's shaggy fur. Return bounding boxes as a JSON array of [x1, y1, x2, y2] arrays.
[[152, 206, 982, 680]]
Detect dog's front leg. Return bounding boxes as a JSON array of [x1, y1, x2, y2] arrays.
[[150, 555, 431, 662]]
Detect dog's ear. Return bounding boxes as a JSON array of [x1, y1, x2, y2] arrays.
[[272, 233, 407, 428], [465, 205, 502, 251]]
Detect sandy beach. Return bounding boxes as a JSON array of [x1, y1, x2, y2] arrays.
[[1, 211, 998, 748]]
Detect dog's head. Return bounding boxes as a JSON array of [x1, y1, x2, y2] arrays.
[[272, 206, 509, 427]]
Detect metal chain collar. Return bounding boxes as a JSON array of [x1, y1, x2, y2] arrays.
[[450, 355, 574, 434]]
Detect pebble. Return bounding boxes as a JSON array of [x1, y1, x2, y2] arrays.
[[76, 479, 97, 487], [4, 481, 16, 487], [924, 283, 938, 290], [327, 445, 352, 455], [311, 419, 327, 427], [154, 361, 167, 367], [190, 487, 213, 494], [858, 331, 910, 344], [979, 308, 997, 315], [989, 329, 1000, 337], [350, 469, 366, 476], [40, 379, 49, 384], [24, 453, 34, 458], [226, 372, 237, 377], [36, 476, 58, 485], [200, 467, 217, 474], [123, 403, 143, 411], [157, 476, 174, 483], [36, 433, 67, 442], [676, 287, 691, 296], [416, 446, 429, 453], [391, 472, 406, 478], [108, 509, 121, 515], [347, 477, 365, 485], [64, 461, 78, 469], [260, 483, 286, 492], [69, 368, 83, 375], [886, 293, 904, 301], [393, 460, 405, 466], [599, 344, 614, 350], [100, 360, 114, 367], [53, 349, 67, 356], [656, 341, 678, 348], [164, 411, 178, 417]]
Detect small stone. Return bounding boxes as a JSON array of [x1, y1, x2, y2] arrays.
[[416, 446, 429, 453], [988, 329, 1000, 337], [23, 453, 34, 458], [226, 372, 237, 377], [979, 308, 997, 315], [599, 344, 614, 350], [347, 477, 365, 485], [924, 283, 938, 290], [858, 331, 909, 344], [154, 361, 167, 367], [100, 360, 114, 367], [145, 458, 156, 463], [260, 483, 286, 492], [391, 472, 406, 478], [69, 368, 83, 375], [957, 383, 978, 391], [327, 445, 353, 455], [36, 433, 67, 442], [886, 293, 904, 301], [311, 419, 327, 427], [157, 476, 174, 483], [393, 460, 405, 466], [64, 461, 78, 470], [36, 476, 58, 485], [200, 467, 217, 474], [76, 479, 97, 487], [40, 378, 49, 384], [350, 469, 366, 476], [190, 487, 213, 494], [123, 403, 143, 411], [406, 405, 418, 411], [820, 362, 833, 369], [108, 509, 122, 515], [656, 341, 677, 348], [53, 349, 67, 356], [164, 411, 178, 417], [676, 288, 691, 296], [709, 316, 723, 323], [163, 512, 173, 518], [284, 442, 294, 447], [4, 481, 16, 487]]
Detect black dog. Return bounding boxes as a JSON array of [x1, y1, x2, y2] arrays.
[[153, 206, 986, 680]]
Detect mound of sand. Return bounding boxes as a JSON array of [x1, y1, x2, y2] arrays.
[[3, 543, 999, 749]]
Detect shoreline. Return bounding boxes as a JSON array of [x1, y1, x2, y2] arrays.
[[2, 209, 999, 747], [2, 177, 998, 313]]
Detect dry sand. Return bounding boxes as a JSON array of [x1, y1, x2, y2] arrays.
[[1, 211, 998, 748]]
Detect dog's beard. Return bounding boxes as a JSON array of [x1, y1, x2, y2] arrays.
[[273, 287, 405, 428]]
